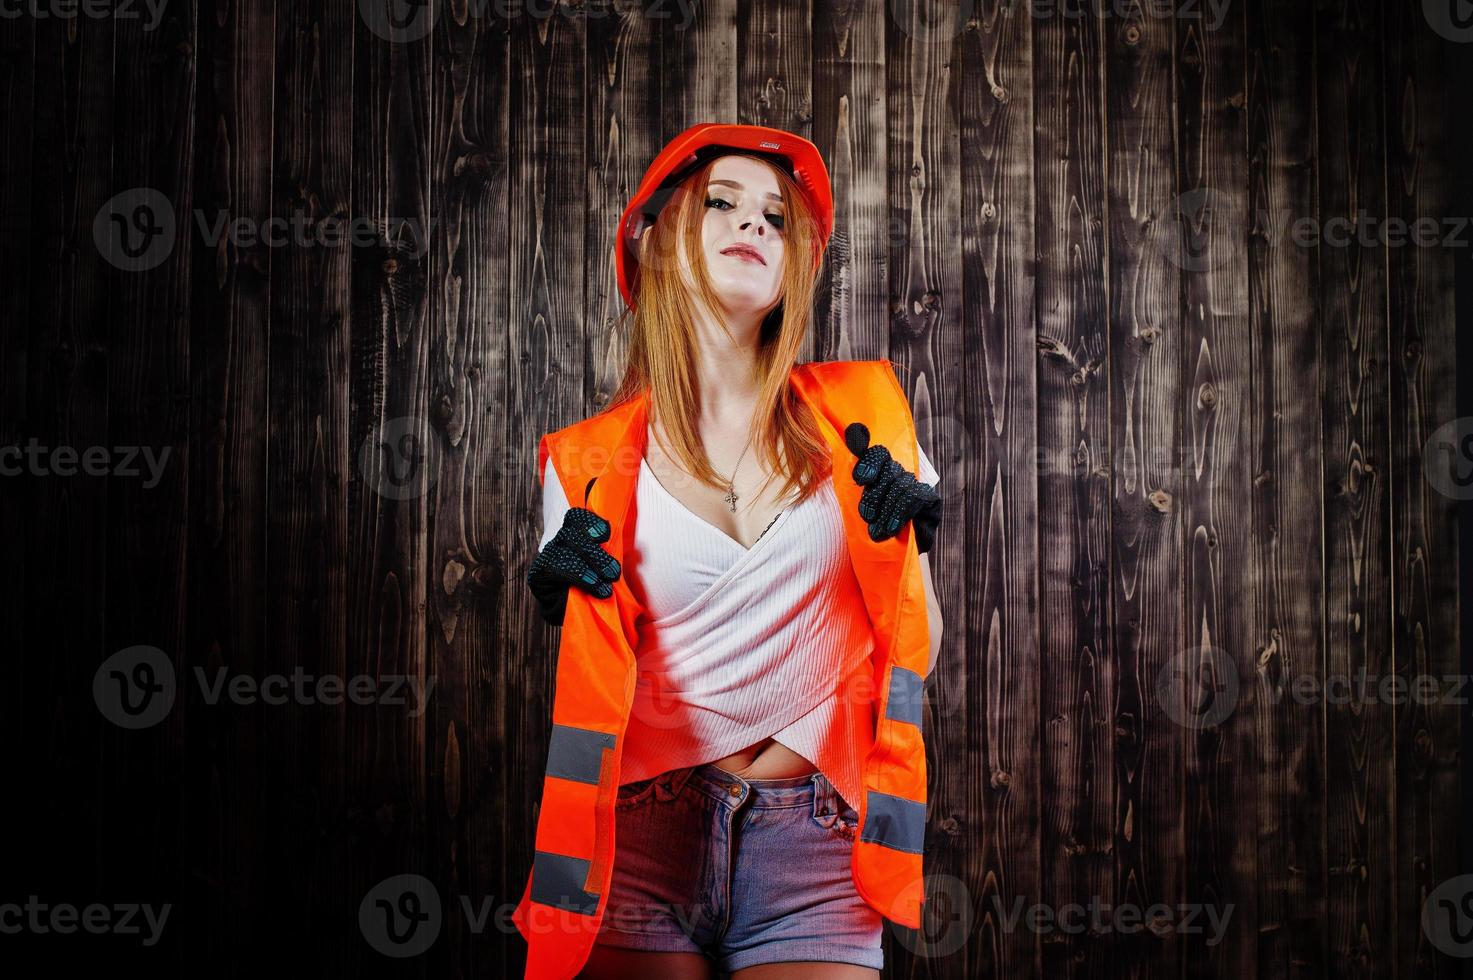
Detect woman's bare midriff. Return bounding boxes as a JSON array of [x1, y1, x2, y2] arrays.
[[707, 736, 819, 779]]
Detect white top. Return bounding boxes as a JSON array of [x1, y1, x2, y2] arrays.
[[539, 439, 938, 811]]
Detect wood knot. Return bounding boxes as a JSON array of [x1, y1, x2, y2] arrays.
[[430, 391, 454, 430], [1148, 489, 1173, 512], [1198, 382, 1218, 409]]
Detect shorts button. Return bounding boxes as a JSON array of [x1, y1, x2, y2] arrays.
[[728, 784, 742, 797]]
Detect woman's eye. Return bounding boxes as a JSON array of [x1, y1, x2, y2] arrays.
[[705, 196, 784, 231]]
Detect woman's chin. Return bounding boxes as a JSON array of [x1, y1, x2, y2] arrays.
[[709, 282, 780, 316]]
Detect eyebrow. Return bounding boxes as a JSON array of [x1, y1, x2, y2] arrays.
[[707, 179, 784, 205]]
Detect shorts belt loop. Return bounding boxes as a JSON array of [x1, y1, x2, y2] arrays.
[[811, 770, 833, 817]]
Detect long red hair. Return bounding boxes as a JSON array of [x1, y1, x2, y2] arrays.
[[609, 154, 829, 503]]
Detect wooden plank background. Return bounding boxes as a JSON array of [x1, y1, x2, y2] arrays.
[[0, 1, 1464, 977]]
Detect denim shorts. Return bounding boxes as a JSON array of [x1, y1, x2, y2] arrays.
[[594, 762, 884, 972]]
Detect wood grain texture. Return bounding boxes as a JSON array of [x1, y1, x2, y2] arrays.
[[424, 6, 507, 979], [1034, 3, 1116, 976], [1104, 4, 1185, 978], [2, 1, 1462, 976], [811, 0, 889, 362], [956, 1, 1042, 976], [1317, 1, 1395, 976], [1246, 0, 1329, 976], [1383, 4, 1462, 979], [1175, 3, 1256, 976]]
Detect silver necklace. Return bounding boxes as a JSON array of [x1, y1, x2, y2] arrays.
[[717, 432, 755, 513]]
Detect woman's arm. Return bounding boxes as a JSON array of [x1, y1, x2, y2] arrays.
[[919, 552, 943, 676]]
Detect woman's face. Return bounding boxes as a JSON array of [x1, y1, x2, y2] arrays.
[[678, 154, 788, 319]]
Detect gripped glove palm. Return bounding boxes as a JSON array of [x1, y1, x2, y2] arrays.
[[844, 422, 942, 555], [526, 506, 622, 626]]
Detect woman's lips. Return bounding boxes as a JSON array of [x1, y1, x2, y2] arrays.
[[720, 245, 766, 265]]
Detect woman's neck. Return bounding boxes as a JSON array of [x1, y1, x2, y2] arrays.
[[692, 344, 757, 417], [689, 308, 764, 423]]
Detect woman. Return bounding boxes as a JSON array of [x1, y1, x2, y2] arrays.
[[519, 124, 943, 980]]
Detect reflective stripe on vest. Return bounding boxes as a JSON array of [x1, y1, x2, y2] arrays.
[[511, 361, 931, 979]]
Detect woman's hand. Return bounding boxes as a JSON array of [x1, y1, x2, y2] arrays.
[[844, 422, 942, 555], [525, 507, 622, 626]]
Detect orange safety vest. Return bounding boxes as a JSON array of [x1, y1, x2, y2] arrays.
[[511, 360, 930, 979]]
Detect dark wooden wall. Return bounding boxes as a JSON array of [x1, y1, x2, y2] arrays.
[[0, 0, 1464, 977]]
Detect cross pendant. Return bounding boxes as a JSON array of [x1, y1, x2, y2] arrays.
[[723, 485, 739, 512]]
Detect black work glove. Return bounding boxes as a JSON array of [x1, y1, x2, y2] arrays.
[[844, 422, 942, 555], [526, 507, 622, 626]]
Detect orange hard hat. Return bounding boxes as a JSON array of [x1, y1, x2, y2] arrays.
[[615, 123, 835, 311]]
